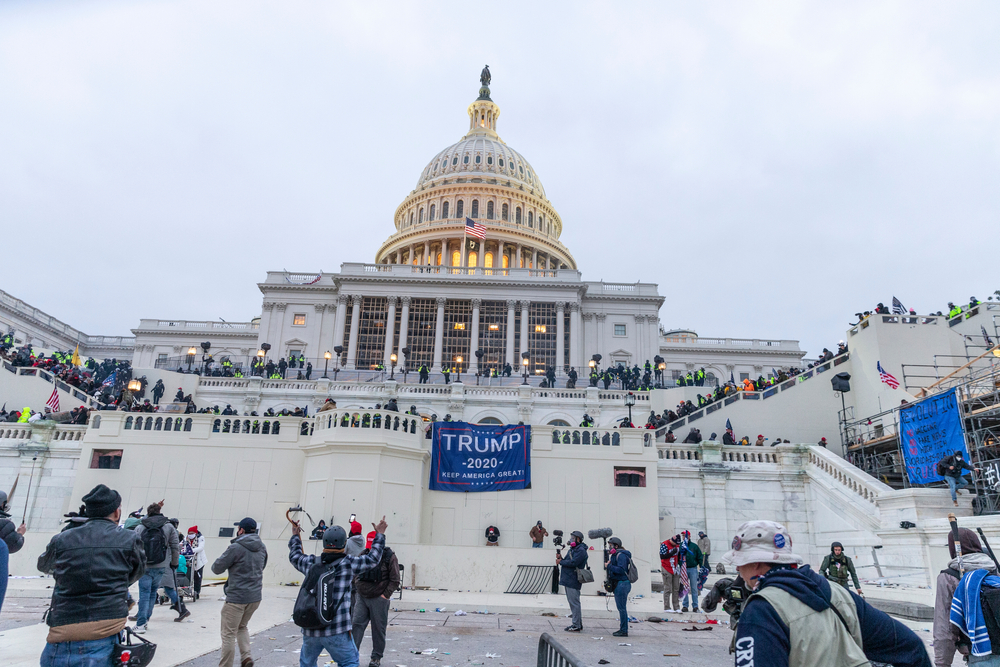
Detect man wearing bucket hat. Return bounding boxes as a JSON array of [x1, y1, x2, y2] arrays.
[[723, 520, 931, 667]]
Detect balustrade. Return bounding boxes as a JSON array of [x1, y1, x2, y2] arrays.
[[314, 409, 422, 435]]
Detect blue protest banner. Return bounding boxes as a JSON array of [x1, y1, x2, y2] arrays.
[[899, 388, 966, 485], [429, 422, 531, 492]]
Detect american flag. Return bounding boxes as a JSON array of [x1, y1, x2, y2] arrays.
[[877, 361, 899, 389], [891, 297, 906, 315], [465, 217, 486, 240], [45, 387, 60, 412]]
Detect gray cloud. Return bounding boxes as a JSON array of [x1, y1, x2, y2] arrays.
[[2, 1, 998, 357]]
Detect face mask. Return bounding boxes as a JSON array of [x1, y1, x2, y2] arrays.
[[569, 541, 577, 547], [188, 534, 196, 540], [609, 548, 617, 554]]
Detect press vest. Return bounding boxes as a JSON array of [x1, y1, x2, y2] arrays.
[[747, 583, 869, 667]]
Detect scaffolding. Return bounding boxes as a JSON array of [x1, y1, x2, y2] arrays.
[[846, 344, 1000, 514]]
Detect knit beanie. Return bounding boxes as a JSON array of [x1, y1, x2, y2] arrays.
[[82, 484, 121, 518], [948, 528, 983, 558]]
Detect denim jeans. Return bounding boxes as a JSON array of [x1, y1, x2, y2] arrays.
[[613, 579, 631, 634], [136, 567, 176, 626], [0, 537, 8, 614], [947, 475, 969, 501], [40, 634, 116, 667], [300, 632, 359, 667], [683, 566, 700, 609], [531, 542, 543, 548]]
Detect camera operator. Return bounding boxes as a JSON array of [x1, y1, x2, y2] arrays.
[[723, 520, 931, 667], [605, 537, 633, 638], [555, 530, 588, 633]]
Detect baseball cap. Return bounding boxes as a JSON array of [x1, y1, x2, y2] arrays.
[[350, 520, 362, 536], [235, 517, 257, 532], [366, 531, 377, 549], [720, 520, 802, 568]]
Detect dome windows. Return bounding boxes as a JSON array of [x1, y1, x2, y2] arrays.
[[456, 200, 464, 218], [409, 212, 414, 226], [501, 203, 508, 221], [429, 204, 435, 221], [419, 208, 424, 224], [498, 158, 504, 167], [442, 201, 450, 219], [471, 200, 479, 218], [487, 156, 493, 165], [452, 157, 458, 166], [475, 155, 481, 164], [463, 155, 470, 164], [527, 211, 533, 228], [515, 207, 522, 224], [519, 166, 524, 174], [486, 201, 494, 220]]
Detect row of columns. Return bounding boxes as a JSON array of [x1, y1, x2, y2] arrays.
[[386, 239, 561, 270], [332, 295, 580, 373]]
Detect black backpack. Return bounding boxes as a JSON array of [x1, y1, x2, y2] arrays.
[[141, 525, 167, 565], [358, 547, 394, 584], [937, 456, 951, 477], [293, 559, 348, 629]]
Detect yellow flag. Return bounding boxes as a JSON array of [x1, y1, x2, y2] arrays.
[[71, 344, 81, 367]]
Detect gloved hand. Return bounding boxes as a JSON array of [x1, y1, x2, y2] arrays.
[[170, 560, 179, 570]]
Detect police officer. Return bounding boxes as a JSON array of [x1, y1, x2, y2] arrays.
[[419, 365, 429, 384], [695, 368, 706, 386], [819, 542, 861, 596], [442, 366, 451, 384], [722, 520, 931, 667]]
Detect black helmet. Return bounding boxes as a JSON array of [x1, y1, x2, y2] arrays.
[[608, 536, 622, 548], [831, 541, 843, 551], [570, 530, 585, 542], [323, 525, 348, 549]]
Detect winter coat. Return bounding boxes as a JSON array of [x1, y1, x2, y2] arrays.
[[346, 534, 365, 557], [559, 541, 589, 590], [697, 536, 711, 555], [938, 454, 974, 479], [607, 549, 632, 582], [211, 532, 268, 604], [0, 518, 24, 554], [933, 552, 997, 666], [186, 533, 207, 570], [37, 518, 145, 628], [355, 548, 401, 600], [683, 542, 703, 569], [134, 515, 180, 570], [530, 525, 548, 544], [737, 565, 932, 667]]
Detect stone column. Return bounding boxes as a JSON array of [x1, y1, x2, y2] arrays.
[[333, 294, 348, 353], [634, 314, 644, 362], [445, 239, 452, 267], [432, 296, 446, 371], [595, 313, 607, 359], [423, 241, 430, 266], [460, 238, 468, 268], [497, 240, 505, 271], [505, 299, 516, 366], [531, 248, 538, 270], [313, 304, 327, 361], [516, 244, 522, 268], [397, 296, 410, 367], [569, 303, 581, 372], [345, 295, 362, 370], [408, 243, 415, 266], [555, 301, 565, 374], [581, 312, 594, 366], [519, 300, 530, 366], [259, 302, 275, 349], [274, 303, 287, 355], [383, 296, 397, 368], [478, 241, 485, 268], [470, 298, 481, 376]]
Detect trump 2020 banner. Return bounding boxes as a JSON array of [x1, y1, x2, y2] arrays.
[[900, 388, 966, 485], [429, 422, 531, 492]]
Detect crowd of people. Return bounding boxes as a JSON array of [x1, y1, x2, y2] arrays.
[[0, 340, 136, 405]]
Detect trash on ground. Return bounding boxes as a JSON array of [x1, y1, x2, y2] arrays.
[[454, 610, 467, 616], [617, 642, 631, 646], [598, 660, 610, 665], [682, 626, 713, 632], [485, 654, 500, 659], [435, 607, 446, 612]]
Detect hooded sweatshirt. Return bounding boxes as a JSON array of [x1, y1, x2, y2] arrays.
[[346, 534, 365, 557], [934, 551, 997, 666], [134, 514, 180, 570], [735, 565, 932, 667], [211, 533, 268, 604]]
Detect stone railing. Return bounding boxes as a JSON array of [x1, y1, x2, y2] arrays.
[[313, 409, 424, 436], [52, 425, 87, 441], [808, 445, 891, 504], [658, 445, 701, 461], [92, 412, 314, 440], [4, 364, 107, 409], [532, 424, 651, 449], [136, 319, 260, 332], [0, 423, 86, 443], [0, 426, 33, 441]]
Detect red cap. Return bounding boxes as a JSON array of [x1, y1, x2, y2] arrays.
[[350, 521, 362, 536], [187, 525, 198, 534], [366, 531, 377, 549], [757, 434, 764, 439]]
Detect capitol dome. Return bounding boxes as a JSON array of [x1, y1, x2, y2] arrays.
[[375, 69, 575, 271]]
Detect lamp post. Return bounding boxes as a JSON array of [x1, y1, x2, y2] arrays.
[[333, 345, 343, 381], [658, 362, 666, 388], [454, 356, 463, 383], [521, 354, 530, 386], [256, 349, 265, 376], [389, 353, 397, 380], [124, 378, 142, 408], [186, 347, 197, 373], [401, 347, 410, 383], [323, 351, 331, 379], [624, 391, 636, 426]]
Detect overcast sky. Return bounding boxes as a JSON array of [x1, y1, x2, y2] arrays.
[[2, 2, 998, 358]]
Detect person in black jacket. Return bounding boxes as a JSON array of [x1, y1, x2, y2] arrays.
[[37, 484, 145, 665], [938, 450, 980, 506], [151, 379, 165, 405], [606, 537, 633, 637], [556, 531, 589, 632], [0, 490, 26, 613]]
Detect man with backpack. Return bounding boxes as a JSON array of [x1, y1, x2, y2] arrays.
[[289, 515, 389, 667], [352, 531, 400, 667], [933, 528, 997, 666], [938, 450, 981, 506], [133, 501, 183, 632], [605, 536, 637, 638]]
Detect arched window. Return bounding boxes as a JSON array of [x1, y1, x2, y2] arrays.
[[516, 207, 522, 224], [442, 201, 449, 219], [418, 208, 424, 224], [436, 252, 442, 265], [502, 203, 508, 221], [499, 158, 504, 167], [487, 156, 493, 165], [548, 419, 571, 426], [468, 251, 477, 266], [452, 250, 461, 266], [475, 155, 481, 164], [456, 200, 464, 218], [479, 417, 502, 424], [409, 212, 413, 225], [485, 252, 493, 268], [471, 200, 479, 218], [463, 155, 469, 164], [502, 254, 509, 269], [441, 160, 446, 170], [528, 212, 533, 228], [486, 201, 494, 219], [429, 204, 435, 221], [452, 157, 458, 165]]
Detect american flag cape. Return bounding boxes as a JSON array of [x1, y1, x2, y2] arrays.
[[877, 361, 899, 389], [464, 217, 487, 240]]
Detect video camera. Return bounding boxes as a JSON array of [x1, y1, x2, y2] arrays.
[[702, 575, 751, 628], [588, 528, 614, 595]]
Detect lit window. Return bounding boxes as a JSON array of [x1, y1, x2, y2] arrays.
[[293, 314, 306, 326], [488, 324, 500, 331], [614, 324, 626, 336], [535, 325, 547, 333], [453, 323, 466, 330]]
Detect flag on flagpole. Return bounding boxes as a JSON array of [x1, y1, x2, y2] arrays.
[[891, 297, 906, 315], [464, 217, 487, 240], [725, 418, 733, 431], [729, 371, 736, 385], [983, 326, 994, 348], [877, 361, 899, 389], [101, 370, 117, 387], [71, 344, 81, 367], [45, 387, 60, 412]]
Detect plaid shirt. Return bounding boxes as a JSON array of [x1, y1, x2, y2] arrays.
[[288, 533, 385, 637]]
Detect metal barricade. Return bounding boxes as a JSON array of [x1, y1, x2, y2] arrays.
[[537, 633, 585, 667]]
